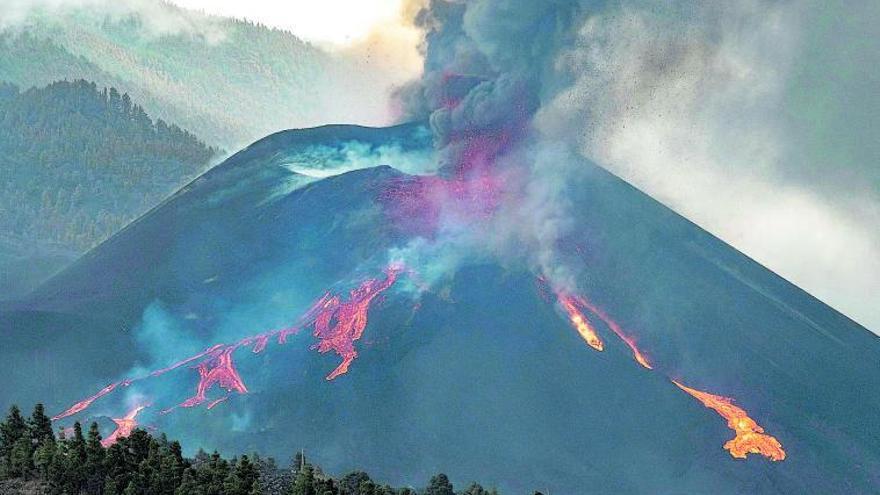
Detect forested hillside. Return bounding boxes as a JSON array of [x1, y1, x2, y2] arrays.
[[0, 404, 509, 495], [0, 80, 216, 296], [0, 0, 398, 148]]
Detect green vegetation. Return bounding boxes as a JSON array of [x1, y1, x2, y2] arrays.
[[0, 4, 352, 148], [0, 79, 216, 253], [0, 404, 528, 495]]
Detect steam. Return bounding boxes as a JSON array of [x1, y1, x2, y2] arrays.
[[401, 0, 880, 333], [541, 0, 880, 332], [0, 0, 227, 40]]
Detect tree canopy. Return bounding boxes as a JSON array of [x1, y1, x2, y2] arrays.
[[0, 403, 511, 495]]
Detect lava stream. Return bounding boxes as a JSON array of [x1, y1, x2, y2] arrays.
[[52, 266, 402, 421], [52, 382, 122, 421], [310, 266, 400, 380], [101, 405, 146, 447], [206, 396, 229, 410], [150, 344, 225, 377], [556, 293, 604, 351], [179, 346, 248, 408], [573, 295, 652, 369], [673, 380, 786, 461]]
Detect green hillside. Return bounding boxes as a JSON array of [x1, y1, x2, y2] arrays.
[[0, 1, 362, 149], [0, 79, 216, 296]]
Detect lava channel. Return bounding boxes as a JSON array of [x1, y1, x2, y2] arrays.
[[556, 293, 604, 351], [673, 380, 786, 461], [52, 266, 403, 421], [573, 295, 652, 369], [310, 266, 400, 380], [52, 382, 124, 421], [178, 346, 248, 409]]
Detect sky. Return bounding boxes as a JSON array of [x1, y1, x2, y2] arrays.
[[540, 0, 880, 333], [164, 0, 411, 46]]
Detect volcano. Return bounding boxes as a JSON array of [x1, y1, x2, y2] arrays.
[[1, 122, 879, 494]]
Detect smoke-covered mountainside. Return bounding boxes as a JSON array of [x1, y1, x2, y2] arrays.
[[1, 123, 877, 494], [0, 79, 216, 298], [0, 0, 391, 149]]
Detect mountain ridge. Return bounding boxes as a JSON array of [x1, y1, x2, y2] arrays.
[[1, 123, 878, 494]]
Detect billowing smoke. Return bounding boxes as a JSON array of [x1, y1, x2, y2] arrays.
[[398, 0, 880, 333], [389, 0, 605, 295]]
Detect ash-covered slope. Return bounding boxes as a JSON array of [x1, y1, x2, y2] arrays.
[[1, 123, 878, 494]]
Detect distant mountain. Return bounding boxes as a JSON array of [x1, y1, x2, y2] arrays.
[[2, 123, 877, 494], [0, 79, 216, 297], [0, 1, 396, 149]]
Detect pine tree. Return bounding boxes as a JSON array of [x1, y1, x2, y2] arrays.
[[47, 430, 70, 493], [85, 422, 105, 493], [8, 436, 34, 478], [123, 479, 140, 495], [461, 483, 490, 495], [249, 477, 265, 495], [0, 405, 30, 479], [289, 462, 316, 495], [158, 440, 186, 494], [314, 477, 338, 495], [65, 422, 88, 493], [29, 403, 55, 446], [293, 450, 305, 475], [33, 438, 55, 479], [425, 473, 455, 495], [339, 471, 372, 495], [104, 476, 120, 495], [0, 405, 28, 456], [228, 454, 258, 495]]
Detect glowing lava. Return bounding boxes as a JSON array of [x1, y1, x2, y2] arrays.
[[310, 266, 400, 380], [545, 278, 784, 462], [52, 382, 122, 421], [573, 295, 652, 369], [556, 293, 604, 351], [101, 405, 146, 447], [673, 380, 786, 461], [179, 346, 248, 408], [150, 344, 225, 378], [52, 267, 401, 421]]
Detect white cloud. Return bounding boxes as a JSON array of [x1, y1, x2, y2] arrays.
[[538, 0, 880, 332], [163, 0, 410, 46]]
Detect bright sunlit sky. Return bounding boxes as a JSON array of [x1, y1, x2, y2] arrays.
[[165, 0, 409, 46]]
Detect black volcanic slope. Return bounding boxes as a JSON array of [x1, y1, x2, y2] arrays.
[[2, 123, 878, 494]]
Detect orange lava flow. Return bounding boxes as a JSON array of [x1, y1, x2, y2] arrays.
[[310, 266, 400, 380], [574, 295, 652, 369], [53, 382, 121, 421], [101, 405, 146, 447], [179, 346, 248, 408], [52, 266, 402, 420], [150, 344, 225, 378], [557, 294, 604, 351], [206, 396, 229, 410], [673, 380, 786, 461]]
